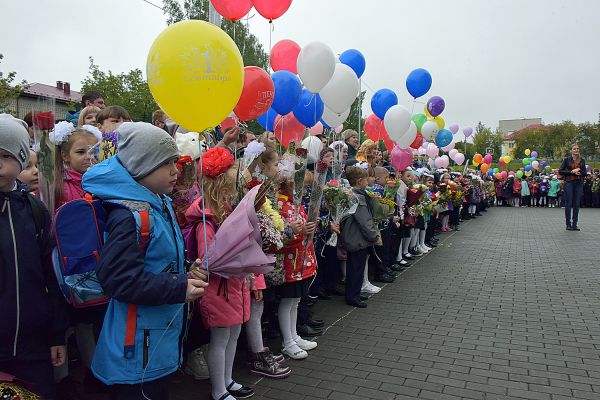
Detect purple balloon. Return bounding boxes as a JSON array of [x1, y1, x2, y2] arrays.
[[448, 123, 459, 134], [426, 96, 445, 117], [531, 150, 538, 158], [540, 160, 548, 168], [463, 127, 473, 137], [586, 165, 591, 172]]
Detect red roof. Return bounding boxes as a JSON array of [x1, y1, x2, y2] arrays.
[[504, 124, 545, 140], [22, 83, 81, 103]]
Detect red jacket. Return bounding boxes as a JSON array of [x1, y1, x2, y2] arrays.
[[185, 198, 250, 328], [513, 179, 522, 194], [59, 168, 85, 208], [273, 193, 317, 283]]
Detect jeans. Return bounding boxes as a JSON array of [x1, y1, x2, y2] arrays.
[[563, 180, 583, 226]]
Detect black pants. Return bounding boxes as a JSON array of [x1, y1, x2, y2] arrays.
[[563, 181, 583, 226], [374, 226, 395, 275], [0, 358, 56, 399], [311, 244, 340, 296], [109, 375, 171, 400], [345, 248, 368, 304]]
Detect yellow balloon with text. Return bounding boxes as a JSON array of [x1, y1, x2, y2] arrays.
[[147, 20, 244, 132]]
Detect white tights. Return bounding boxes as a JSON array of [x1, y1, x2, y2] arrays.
[[419, 222, 427, 246], [245, 299, 264, 353], [278, 297, 301, 349], [208, 325, 242, 399], [410, 228, 419, 249]]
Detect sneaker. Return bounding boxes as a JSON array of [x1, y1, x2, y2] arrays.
[[264, 347, 285, 364], [281, 343, 308, 360], [572, 225, 580, 231], [418, 245, 430, 254], [361, 284, 381, 294], [247, 350, 291, 379], [403, 253, 415, 260], [184, 347, 210, 380], [295, 337, 318, 351]]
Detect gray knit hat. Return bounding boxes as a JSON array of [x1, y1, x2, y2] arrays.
[[0, 113, 30, 171], [116, 122, 179, 180], [343, 129, 358, 141]]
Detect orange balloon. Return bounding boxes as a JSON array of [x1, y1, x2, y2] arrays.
[[474, 153, 483, 164], [481, 163, 489, 173]]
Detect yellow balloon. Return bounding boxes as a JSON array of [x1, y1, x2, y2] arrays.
[[433, 116, 445, 129], [424, 104, 432, 119], [524, 170, 532, 177], [504, 156, 511, 163], [525, 149, 531, 156], [147, 20, 244, 132]]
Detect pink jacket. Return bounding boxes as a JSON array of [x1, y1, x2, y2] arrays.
[[59, 168, 85, 207], [185, 198, 250, 328]]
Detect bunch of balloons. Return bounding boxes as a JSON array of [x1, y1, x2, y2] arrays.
[[210, 0, 293, 22]]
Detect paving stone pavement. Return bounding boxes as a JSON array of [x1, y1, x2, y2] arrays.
[[173, 206, 600, 400]]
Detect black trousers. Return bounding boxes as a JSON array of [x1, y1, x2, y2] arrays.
[[374, 226, 395, 274], [311, 244, 340, 296], [109, 375, 171, 400], [0, 358, 56, 399], [345, 248, 368, 303]]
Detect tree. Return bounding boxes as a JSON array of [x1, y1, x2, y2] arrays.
[[346, 90, 366, 142], [0, 54, 26, 115], [512, 121, 580, 160], [472, 123, 503, 158], [162, 0, 269, 69], [81, 58, 157, 122]]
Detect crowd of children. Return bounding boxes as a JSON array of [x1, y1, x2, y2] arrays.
[[1, 93, 508, 400]]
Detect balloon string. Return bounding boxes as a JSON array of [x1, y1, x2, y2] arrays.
[[269, 21, 273, 63], [198, 136, 210, 283], [358, 79, 362, 146]]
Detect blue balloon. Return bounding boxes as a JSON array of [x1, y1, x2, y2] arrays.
[[406, 68, 432, 98], [524, 165, 532, 172], [257, 107, 278, 131], [339, 49, 366, 78], [321, 119, 331, 129], [293, 89, 324, 128], [434, 129, 453, 147], [371, 89, 398, 120], [271, 70, 302, 116]]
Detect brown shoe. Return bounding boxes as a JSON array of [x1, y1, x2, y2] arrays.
[[248, 350, 291, 379], [263, 347, 286, 364]]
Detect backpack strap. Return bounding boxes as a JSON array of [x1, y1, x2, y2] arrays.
[[27, 193, 46, 249], [124, 303, 137, 359]]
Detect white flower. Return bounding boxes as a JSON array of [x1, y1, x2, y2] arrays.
[[49, 121, 75, 145], [80, 124, 102, 142], [244, 141, 266, 157], [277, 157, 296, 180]]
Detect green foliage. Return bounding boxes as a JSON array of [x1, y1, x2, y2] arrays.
[[346, 90, 366, 142], [81, 58, 157, 122], [511, 121, 596, 160], [0, 54, 27, 115], [472, 122, 503, 156], [162, 0, 269, 69]]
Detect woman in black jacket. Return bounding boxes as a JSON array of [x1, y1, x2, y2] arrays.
[[559, 143, 586, 230]]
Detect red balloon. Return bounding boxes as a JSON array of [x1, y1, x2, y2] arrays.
[[409, 131, 424, 149], [382, 135, 394, 152], [364, 114, 384, 141], [220, 115, 237, 130], [270, 39, 301, 74], [210, 0, 253, 21], [233, 66, 275, 122], [274, 113, 305, 148], [253, 0, 293, 20]]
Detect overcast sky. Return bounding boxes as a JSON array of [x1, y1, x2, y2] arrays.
[[2, 0, 599, 139]]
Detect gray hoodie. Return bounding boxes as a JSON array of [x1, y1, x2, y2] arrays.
[[340, 188, 379, 252]]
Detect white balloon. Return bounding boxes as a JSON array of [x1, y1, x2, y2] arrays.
[[320, 63, 359, 114], [395, 121, 417, 149], [454, 153, 465, 165], [384, 105, 411, 143], [428, 158, 436, 168], [441, 140, 455, 152], [435, 155, 449, 168], [448, 148, 459, 160], [322, 106, 350, 128], [297, 42, 336, 94], [418, 147, 427, 156], [421, 121, 440, 141], [334, 125, 344, 134], [301, 136, 324, 163], [426, 143, 439, 158]]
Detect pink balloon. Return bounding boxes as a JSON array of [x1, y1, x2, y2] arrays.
[[508, 171, 515, 176], [428, 158, 436, 168], [442, 141, 455, 152], [426, 143, 439, 158], [462, 127, 473, 137], [501, 171, 508, 179], [270, 39, 301, 74], [210, 0, 253, 21], [417, 147, 427, 156], [448, 123, 459, 134], [253, 0, 293, 20], [448, 149, 459, 160], [454, 153, 465, 165], [334, 125, 343, 134], [483, 154, 493, 164], [309, 122, 324, 136], [435, 155, 449, 168], [391, 146, 413, 170], [499, 159, 506, 166]]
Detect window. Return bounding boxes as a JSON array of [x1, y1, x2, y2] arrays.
[[509, 143, 514, 149]]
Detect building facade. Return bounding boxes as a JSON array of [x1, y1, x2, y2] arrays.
[[498, 118, 543, 156], [5, 81, 81, 121]]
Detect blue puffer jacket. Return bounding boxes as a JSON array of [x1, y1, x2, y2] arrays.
[[83, 157, 188, 385], [0, 182, 68, 362]]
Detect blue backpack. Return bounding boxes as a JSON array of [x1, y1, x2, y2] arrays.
[[51, 194, 153, 308]]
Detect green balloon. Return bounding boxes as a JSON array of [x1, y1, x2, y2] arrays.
[[516, 170, 523, 179], [493, 168, 499, 173], [522, 157, 530, 166], [412, 114, 427, 131]]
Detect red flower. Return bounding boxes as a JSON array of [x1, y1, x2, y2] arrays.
[[176, 156, 193, 172], [316, 159, 328, 173], [33, 111, 55, 129], [200, 147, 234, 178], [295, 148, 308, 158], [329, 179, 340, 185], [244, 179, 262, 190]]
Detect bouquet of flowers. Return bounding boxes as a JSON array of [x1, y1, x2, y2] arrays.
[[383, 179, 400, 204], [256, 196, 285, 251], [292, 148, 309, 213], [32, 110, 56, 211], [323, 179, 356, 246]]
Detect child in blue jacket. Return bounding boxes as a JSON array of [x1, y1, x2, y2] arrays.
[[0, 114, 68, 399], [82, 122, 207, 399]]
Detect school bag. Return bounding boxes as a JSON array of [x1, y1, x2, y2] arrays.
[[181, 216, 216, 261], [51, 194, 153, 308]]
